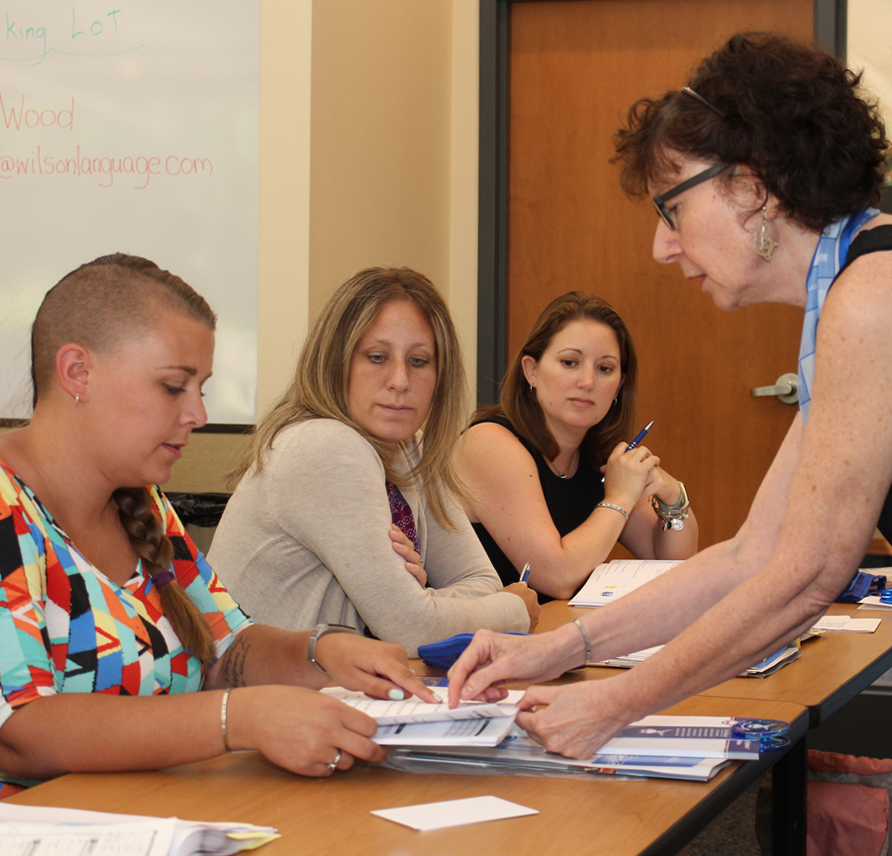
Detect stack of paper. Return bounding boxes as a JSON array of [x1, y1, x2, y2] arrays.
[[390, 715, 766, 782], [321, 687, 525, 747], [568, 559, 681, 607], [0, 804, 279, 856]]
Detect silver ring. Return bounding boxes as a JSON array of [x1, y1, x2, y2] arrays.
[[328, 749, 342, 773]]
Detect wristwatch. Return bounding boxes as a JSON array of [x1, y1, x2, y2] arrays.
[[307, 623, 359, 673]]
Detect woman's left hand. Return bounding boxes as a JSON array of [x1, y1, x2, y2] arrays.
[[314, 631, 440, 703], [515, 682, 631, 759], [644, 467, 682, 505], [389, 525, 427, 587]]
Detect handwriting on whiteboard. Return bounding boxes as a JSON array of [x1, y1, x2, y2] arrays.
[[1, 5, 143, 66]]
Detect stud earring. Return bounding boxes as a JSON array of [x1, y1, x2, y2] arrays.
[[613, 397, 618, 406], [755, 206, 777, 262]]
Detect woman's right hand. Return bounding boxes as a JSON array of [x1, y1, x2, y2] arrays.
[[228, 686, 387, 777], [446, 628, 572, 707], [501, 582, 541, 631], [600, 441, 660, 508]]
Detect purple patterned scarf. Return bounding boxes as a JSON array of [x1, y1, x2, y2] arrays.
[[386, 482, 419, 554]]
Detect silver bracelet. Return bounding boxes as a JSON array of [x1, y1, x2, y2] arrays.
[[307, 623, 359, 673], [573, 619, 593, 666], [596, 501, 629, 521], [221, 689, 232, 752], [652, 480, 690, 531]]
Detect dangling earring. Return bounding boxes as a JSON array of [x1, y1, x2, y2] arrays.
[[613, 397, 618, 406], [74, 394, 80, 405], [529, 383, 535, 392], [755, 206, 777, 262]]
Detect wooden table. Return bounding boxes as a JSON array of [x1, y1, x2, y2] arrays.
[[8, 696, 807, 856], [536, 599, 892, 856]]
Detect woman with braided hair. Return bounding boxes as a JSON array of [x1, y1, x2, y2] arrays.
[[0, 253, 435, 797]]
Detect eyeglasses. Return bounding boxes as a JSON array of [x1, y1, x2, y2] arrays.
[[651, 162, 729, 230]]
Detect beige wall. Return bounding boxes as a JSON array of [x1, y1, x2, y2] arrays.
[[167, 0, 480, 494]]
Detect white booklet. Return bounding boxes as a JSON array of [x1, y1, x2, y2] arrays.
[[322, 687, 524, 747], [0, 804, 279, 856], [568, 559, 681, 607], [599, 716, 761, 759]]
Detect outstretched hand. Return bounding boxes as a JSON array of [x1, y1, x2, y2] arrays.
[[230, 685, 387, 777], [516, 682, 631, 759], [314, 632, 439, 703], [446, 629, 575, 707]]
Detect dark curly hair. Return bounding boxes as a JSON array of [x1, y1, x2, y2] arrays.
[[613, 32, 889, 232], [472, 292, 637, 469]]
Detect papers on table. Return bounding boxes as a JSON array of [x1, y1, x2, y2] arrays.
[[392, 716, 768, 782], [328, 690, 767, 782], [602, 716, 761, 759], [372, 795, 538, 831], [322, 687, 525, 747], [596, 642, 800, 678], [858, 595, 892, 610], [568, 559, 681, 607], [390, 717, 746, 782], [810, 614, 881, 633], [0, 804, 279, 856]]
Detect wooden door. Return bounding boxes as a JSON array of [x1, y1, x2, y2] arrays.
[[507, 0, 813, 550]]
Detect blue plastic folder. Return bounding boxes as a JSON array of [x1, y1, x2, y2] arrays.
[[418, 633, 530, 670]]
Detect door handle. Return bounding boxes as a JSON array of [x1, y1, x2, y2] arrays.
[[751, 372, 799, 405]]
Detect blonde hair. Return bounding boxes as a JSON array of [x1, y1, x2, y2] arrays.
[[232, 267, 469, 528], [32, 253, 218, 664]]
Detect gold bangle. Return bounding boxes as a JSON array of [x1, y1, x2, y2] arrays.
[[221, 689, 232, 752]]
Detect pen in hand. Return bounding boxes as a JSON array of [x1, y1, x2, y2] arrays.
[[519, 563, 531, 584], [601, 420, 654, 482]]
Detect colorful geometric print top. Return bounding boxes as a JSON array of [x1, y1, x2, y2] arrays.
[[0, 460, 251, 794]]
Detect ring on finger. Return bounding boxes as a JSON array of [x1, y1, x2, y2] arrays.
[[328, 749, 342, 773]]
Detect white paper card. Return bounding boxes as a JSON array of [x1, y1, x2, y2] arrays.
[[811, 615, 881, 633], [371, 796, 538, 831]]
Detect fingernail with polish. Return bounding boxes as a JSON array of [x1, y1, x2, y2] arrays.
[[432, 692, 443, 703], [388, 689, 406, 700]]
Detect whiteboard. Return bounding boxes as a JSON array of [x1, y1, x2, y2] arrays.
[[0, 1, 260, 424]]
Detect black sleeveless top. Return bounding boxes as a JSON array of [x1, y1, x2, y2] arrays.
[[469, 416, 605, 602], [840, 226, 892, 542]]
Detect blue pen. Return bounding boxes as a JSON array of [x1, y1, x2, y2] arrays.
[[520, 563, 531, 583], [602, 420, 654, 482], [625, 420, 654, 451]]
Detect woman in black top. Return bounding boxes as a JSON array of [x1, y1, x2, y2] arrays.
[[457, 292, 698, 600]]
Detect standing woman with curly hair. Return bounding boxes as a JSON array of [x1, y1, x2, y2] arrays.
[[0, 254, 435, 798], [458, 291, 697, 601], [447, 33, 892, 758], [209, 267, 537, 656]]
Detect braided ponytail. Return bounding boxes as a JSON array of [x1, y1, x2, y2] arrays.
[[114, 487, 216, 665]]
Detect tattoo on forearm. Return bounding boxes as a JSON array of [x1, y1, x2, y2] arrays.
[[222, 633, 252, 687]]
